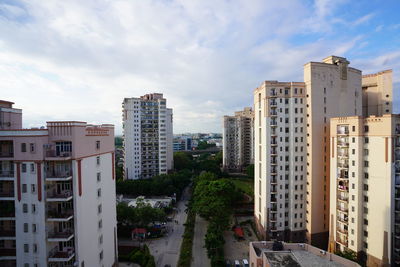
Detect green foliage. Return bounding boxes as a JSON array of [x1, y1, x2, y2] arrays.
[[116, 202, 167, 237], [335, 249, 358, 263], [174, 152, 193, 171], [116, 166, 123, 180], [116, 170, 192, 199], [230, 178, 254, 198], [194, 159, 221, 176], [246, 164, 254, 178], [196, 140, 216, 150], [214, 151, 223, 165], [115, 136, 123, 147], [177, 207, 196, 267], [145, 255, 156, 267]]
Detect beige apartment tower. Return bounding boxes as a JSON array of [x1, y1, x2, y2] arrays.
[[223, 107, 254, 172], [254, 81, 307, 242], [329, 115, 400, 266], [304, 56, 363, 249]]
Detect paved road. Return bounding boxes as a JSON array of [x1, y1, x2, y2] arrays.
[[192, 215, 211, 267], [146, 187, 190, 267]]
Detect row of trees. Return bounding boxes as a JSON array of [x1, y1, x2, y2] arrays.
[[116, 169, 192, 199], [192, 172, 241, 266]]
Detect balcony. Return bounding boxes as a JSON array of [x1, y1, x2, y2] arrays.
[[270, 204, 277, 212], [337, 216, 348, 224], [270, 150, 277, 155], [47, 209, 74, 222], [47, 229, 74, 242], [48, 247, 75, 262], [337, 127, 349, 135], [270, 111, 277, 117], [45, 150, 72, 161], [270, 197, 277, 203], [270, 120, 277, 127], [338, 194, 348, 202], [271, 168, 277, 175], [270, 91, 277, 97], [0, 141, 13, 158], [338, 185, 348, 192], [271, 178, 277, 184], [336, 238, 348, 247], [270, 101, 277, 107], [270, 186, 277, 193], [0, 248, 16, 257], [396, 125, 400, 135], [337, 162, 349, 169], [270, 215, 277, 222], [0, 229, 15, 239], [337, 140, 349, 147], [46, 190, 73, 202], [337, 206, 348, 213], [337, 228, 348, 235], [270, 141, 277, 146], [0, 170, 14, 180], [45, 170, 72, 181], [337, 152, 349, 158]]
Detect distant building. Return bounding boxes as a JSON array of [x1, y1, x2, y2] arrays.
[[249, 241, 360, 267], [223, 107, 254, 172], [329, 114, 400, 266], [122, 93, 173, 180], [0, 100, 117, 267], [173, 136, 192, 151]]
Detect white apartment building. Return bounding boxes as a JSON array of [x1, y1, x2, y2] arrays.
[[122, 93, 173, 180], [329, 115, 400, 267], [254, 81, 307, 242], [223, 107, 254, 172], [0, 100, 117, 267]]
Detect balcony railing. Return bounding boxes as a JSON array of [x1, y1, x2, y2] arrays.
[[0, 171, 14, 178], [46, 190, 73, 200], [338, 194, 348, 201], [47, 209, 74, 220], [337, 163, 349, 169], [0, 248, 16, 257], [337, 217, 348, 224], [337, 128, 349, 135], [337, 228, 348, 235], [0, 229, 16, 237], [45, 170, 72, 179], [48, 247, 75, 260], [48, 229, 74, 240], [0, 191, 14, 198], [338, 185, 348, 191], [270, 101, 277, 107], [337, 206, 348, 212], [336, 238, 348, 247], [45, 150, 71, 158]]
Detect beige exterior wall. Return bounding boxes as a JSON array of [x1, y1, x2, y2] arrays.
[[362, 70, 393, 117], [304, 56, 363, 249], [329, 114, 400, 266], [254, 81, 307, 241]]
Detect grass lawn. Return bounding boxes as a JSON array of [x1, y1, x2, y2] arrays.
[[230, 178, 254, 197]]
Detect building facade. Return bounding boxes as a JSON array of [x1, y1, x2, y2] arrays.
[[304, 56, 363, 249], [173, 136, 192, 152], [254, 81, 307, 242], [0, 101, 117, 267], [122, 93, 173, 180], [223, 107, 254, 172], [362, 70, 393, 117], [329, 115, 400, 266]]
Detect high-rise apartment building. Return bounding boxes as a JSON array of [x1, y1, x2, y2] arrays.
[[362, 70, 393, 117], [304, 56, 364, 249], [0, 100, 117, 267], [122, 93, 173, 180], [223, 107, 254, 172], [254, 81, 307, 242], [329, 115, 400, 266]]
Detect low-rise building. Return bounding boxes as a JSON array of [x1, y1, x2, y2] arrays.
[[249, 241, 360, 267]]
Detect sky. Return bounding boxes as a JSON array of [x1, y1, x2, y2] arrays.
[[0, 0, 399, 135]]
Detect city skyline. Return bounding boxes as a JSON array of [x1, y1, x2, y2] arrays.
[[1, 0, 400, 135]]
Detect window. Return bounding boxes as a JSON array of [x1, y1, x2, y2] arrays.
[[365, 137, 369, 143], [364, 219, 368, 225], [98, 204, 102, 214], [21, 143, 27, 152], [22, 164, 27, 173], [97, 189, 101, 198], [31, 184, 36, 193], [24, 244, 29, 253], [96, 156, 100, 165], [30, 143, 35, 153], [99, 235, 103, 244], [22, 184, 27, 193], [32, 204, 36, 213], [33, 243, 37, 253], [30, 163, 35, 173], [364, 242, 368, 249], [96, 141, 100, 150], [24, 264, 29, 267], [364, 126, 369, 132], [99, 250, 103, 260], [24, 223, 28, 232], [364, 172, 369, 179], [98, 220, 103, 229], [97, 172, 101, 182], [352, 126, 355, 132], [32, 224, 37, 233], [23, 204, 28, 213], [364, 161, 369, 167]]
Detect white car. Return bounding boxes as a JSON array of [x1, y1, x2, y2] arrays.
[[242, 259, 249, 267], [234, 260, 241, 267]]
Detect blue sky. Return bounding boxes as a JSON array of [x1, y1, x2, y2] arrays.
[[0, 0, 399, 134]]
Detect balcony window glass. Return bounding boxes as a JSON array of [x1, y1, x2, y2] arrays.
[[23, 204, 28, 213], [21, 143, 27, 152], [96, 141, 100, 150], [22, 164, 27, 173]]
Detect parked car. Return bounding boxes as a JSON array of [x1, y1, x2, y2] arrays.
[[242, 259, 249, 267], [226, 259, 231, 267], [234, 260, 241, 267]]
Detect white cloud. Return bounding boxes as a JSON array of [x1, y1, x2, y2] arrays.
[[0, 0, 398, 134]]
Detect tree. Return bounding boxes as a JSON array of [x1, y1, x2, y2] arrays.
[[174, 152, 192, 171], [246, 164, 254, 179]]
